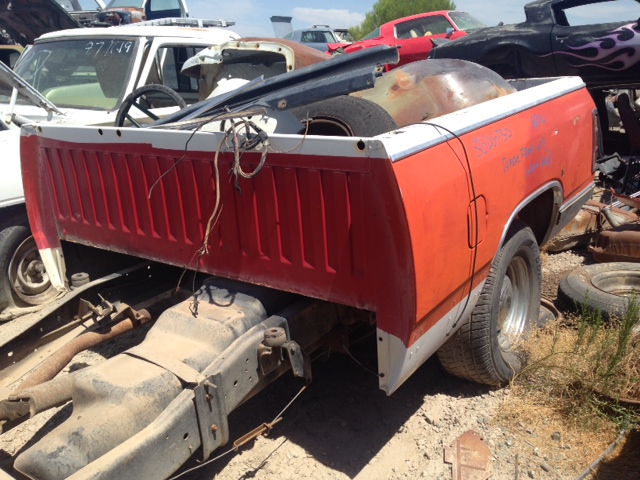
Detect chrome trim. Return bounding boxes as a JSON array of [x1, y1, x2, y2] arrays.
[[592, 107, 602, 173], [498, 181, 561, 250], [496, 181, 594, 250], [546, 183, 595, 243]]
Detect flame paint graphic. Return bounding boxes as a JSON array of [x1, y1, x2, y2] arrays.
[[554, 23, 640, 71]]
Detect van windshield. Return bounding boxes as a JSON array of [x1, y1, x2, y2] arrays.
[[8, 37, 138, 110]]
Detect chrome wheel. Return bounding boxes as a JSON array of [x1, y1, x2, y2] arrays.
[[497, 257, 530, 351]]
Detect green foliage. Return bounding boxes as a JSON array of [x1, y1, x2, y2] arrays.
[[349, 0, 457, 40], [518, 296, 640, 431], [576, 298, 638, 397]]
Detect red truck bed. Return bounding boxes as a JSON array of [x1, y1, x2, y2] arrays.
[[21, 76, 597, 392]]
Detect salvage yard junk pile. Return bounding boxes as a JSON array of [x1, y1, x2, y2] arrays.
[[0, 1, 639, 478], [0, 27, 605, 476]]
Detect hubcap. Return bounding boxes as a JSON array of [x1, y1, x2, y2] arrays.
[[497, 256, 530, 352]]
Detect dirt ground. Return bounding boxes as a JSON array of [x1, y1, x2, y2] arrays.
[[0, 248, 637, 480]]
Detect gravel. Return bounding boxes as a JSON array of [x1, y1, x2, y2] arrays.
[[0, 249, 604, 480]]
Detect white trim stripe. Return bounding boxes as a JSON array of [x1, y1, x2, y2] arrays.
[[376, 76, 586, 162], [25, 77, 585, 165], [377, 281, 485, 395]]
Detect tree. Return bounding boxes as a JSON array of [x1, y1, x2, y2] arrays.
[[349, 0, 457, 40]]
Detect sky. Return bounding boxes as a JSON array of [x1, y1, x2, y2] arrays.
[[186, 0, 640, 37], [186, 0, 531, 37]]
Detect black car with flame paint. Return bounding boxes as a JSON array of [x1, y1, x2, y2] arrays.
[[430, 0, 640, 90]]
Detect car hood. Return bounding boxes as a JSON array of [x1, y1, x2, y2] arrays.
[[430, 22, 532, 55], [0, 0, 81, 46], [0, 60, 62, 115]]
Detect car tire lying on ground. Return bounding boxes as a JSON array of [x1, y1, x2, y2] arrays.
[[557, 262, 640, 319], [437, 221, 542, 385], [0, 225, 57, 311], [289, 96, 397, 137]]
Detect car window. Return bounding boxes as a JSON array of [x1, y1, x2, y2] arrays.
[[449, 11, 487, 32], [421, 16, 455, 35], [554, 0, 639, 26], [395, 16, 453, 39], [361, 27, 381, 41], [0, 49, 22, 69], [334, 29, 354, 43], [150, 46, 202, 104], [106, 0, 144, 7], [301, 30, 335, 43], [148, 0, 181, 11], [323, 31, 338, 42]]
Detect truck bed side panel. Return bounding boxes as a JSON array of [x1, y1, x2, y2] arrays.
[[375, 82, 596, 392], [384, 85, 596, 342]]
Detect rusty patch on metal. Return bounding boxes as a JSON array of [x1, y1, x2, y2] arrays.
[[444, 430, 493, 480], [589, 228, 640, 263], [547, 200, 638, 253]]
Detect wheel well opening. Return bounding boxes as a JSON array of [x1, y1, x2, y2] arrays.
[[0, 204, 29, 232], [515, 189, 556, 245], [299, 117, 353, 136]]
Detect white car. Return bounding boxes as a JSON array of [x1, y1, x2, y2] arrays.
[[0, 13, 238, 316]]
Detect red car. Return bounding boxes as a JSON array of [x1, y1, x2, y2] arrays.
[[331, 11, 486, 68]]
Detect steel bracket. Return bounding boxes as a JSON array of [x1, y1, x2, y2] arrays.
[[194, 373, 228, 461], [282, 340, 312, 383], [257, 344, 284, 376]]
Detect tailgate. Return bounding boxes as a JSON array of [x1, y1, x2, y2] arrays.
[[21, 125, 416, 322]]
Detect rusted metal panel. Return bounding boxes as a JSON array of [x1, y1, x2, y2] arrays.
[[233, 37, 330, 68], [589, 227, 640, 262], [444, 430, 493, 480], [547, 200, 638, 252]]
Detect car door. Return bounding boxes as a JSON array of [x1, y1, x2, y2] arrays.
[[550, 0, 640, 87]]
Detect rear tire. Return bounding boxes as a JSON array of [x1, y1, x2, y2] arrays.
[[289, 96, 397, 137], [437, 222, 542, 385]]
